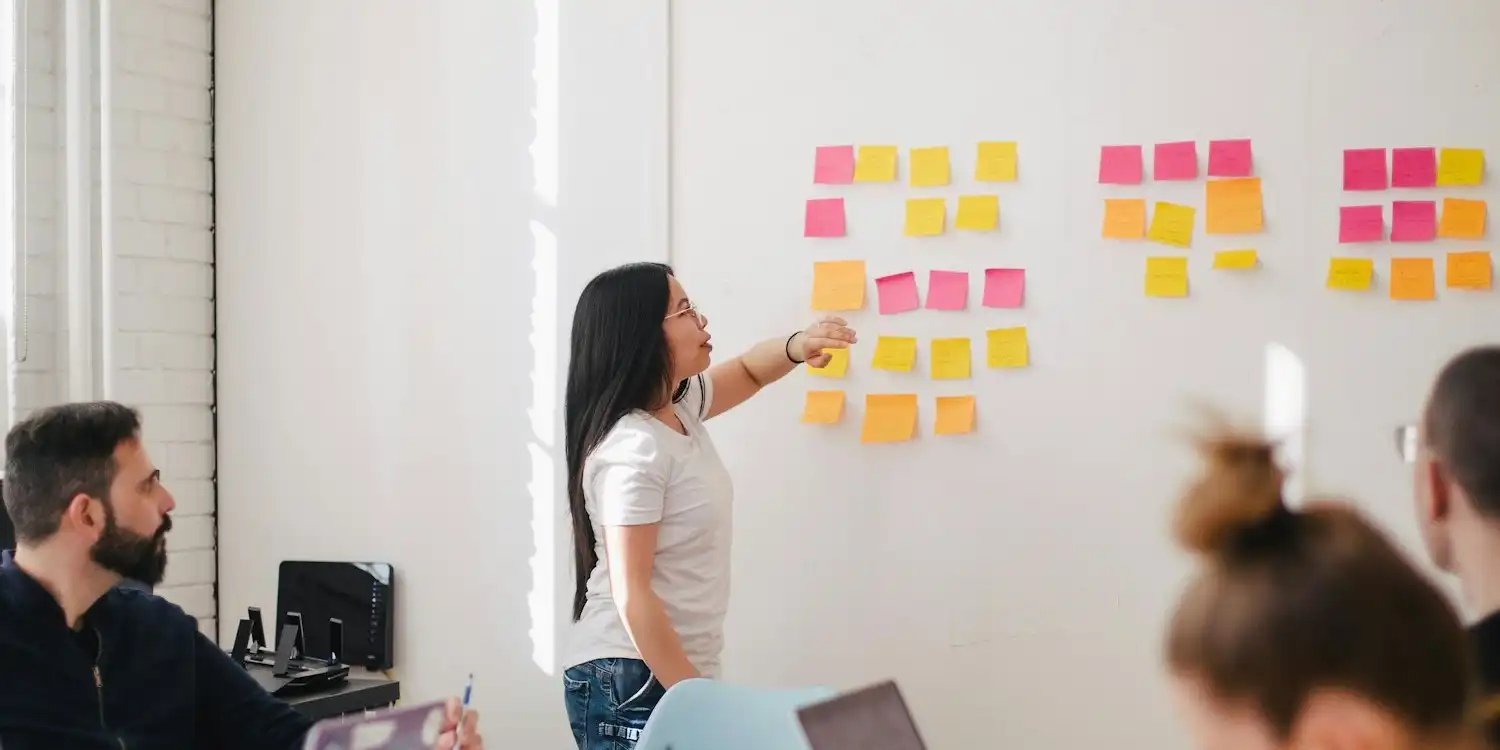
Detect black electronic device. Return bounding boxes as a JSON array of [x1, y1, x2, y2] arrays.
[[230, 619, 252, 665], [248, 606, 268, 651], [276, 560, 395, 670], [232, 606, 351, 695], [280, 611, 308, 659], [329, 618, 344, 666]]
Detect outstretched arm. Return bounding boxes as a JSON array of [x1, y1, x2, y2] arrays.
[[705, 316, 857, 420]]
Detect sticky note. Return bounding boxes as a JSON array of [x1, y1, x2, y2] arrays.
[[1391, 200, 1437, 242], [1392, 147, 1436, 188], [807, 347, 849, 378], [876, 272, 920, 315], [1338, 205, 1383, 243], [1390, 257, 1436, 301], [986, 327, 1029, 368], [1099, 145, 1143, 185], [1207, 139, 1253, 177], [1213, 250, 1258, 270], [930, 338, 971, 380], [934, 395, 976, 435], [955, 195, 999, 230], [860, 394, 918, 444], [871, 336, 918, 372], [1437, 148, 1484, 186], [925, 270, 969, 311], [1147, 202, 1195, 248], [1102, 198, 1146, 239], [1153, 141, 1198, 181], [904, 198, 946, 236], [801, 390, 844, 424], [1326, 258, 1374, 291], [910, 146, 951, 187], [803, 198, 846, 238], [854, 145, 898, 182], [813, 146, 855, 184], [1205, 178, 1263, 234], [982, 268, 1025, 308], [1447, 251, 1492, 290], [1343, 148, 1388, 191], [811, 260, 866, 311], [1438, 198, 1486, 240], [975, 141, 1018, 182], [1145, 257, 1189, 297]]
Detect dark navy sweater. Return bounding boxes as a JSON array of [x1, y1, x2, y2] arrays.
[[0, 557, 314, 749]]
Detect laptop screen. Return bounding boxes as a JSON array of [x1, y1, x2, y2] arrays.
[[796, 680, 928, 750]]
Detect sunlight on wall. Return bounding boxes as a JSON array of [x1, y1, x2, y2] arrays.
[[1263, 342, 1307, 504]]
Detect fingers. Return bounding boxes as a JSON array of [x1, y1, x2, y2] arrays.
[[462, 709, 480, 737], [806, 354, 832, 368], [443, 696, 462, 725], [810, 323, 857, 345], [818, 315, 849, 326], [805, 337, 850, 352]]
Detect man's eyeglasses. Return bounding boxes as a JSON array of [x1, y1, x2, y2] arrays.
[[664, 301, 706, 328], [1395, 424, 1418, 463]]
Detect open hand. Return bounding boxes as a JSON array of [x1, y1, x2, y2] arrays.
[[434, 696, 483, 749], [797, 316, 858, 368]]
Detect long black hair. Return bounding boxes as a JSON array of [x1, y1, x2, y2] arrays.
[[565, 262, 693, 621]]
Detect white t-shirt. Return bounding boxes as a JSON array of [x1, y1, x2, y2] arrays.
[[565, 375, 735, 677]]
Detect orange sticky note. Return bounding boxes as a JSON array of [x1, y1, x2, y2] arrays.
[[801, 390, 844, 424], [1102, 198, 1146, 239], [853, 145, 898, 182], [1147, 202, 1195, 248], [811, 261, 865, 311], [807, 346, 849, 378], [1447, 251, 1492, 290], [1205, 178, 1264, 234], [1390, 257, 1436, 301], [986, 327, 1029, 368], [1438, 198, 1486, 240], [1326, 258, 1374, 291], [861, 394, 918, 443], [909, 146, 951, 187], [934, 395, 976, 435]]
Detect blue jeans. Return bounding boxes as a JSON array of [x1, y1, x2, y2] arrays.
[[563, 658, 666, 749]]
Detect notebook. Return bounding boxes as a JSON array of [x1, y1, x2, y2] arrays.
[[796, 680, 928, 750], [302, 700, 449, 750]]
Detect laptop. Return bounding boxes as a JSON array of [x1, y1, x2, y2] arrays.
[[796, 680, 928, 750], [302, 700, 449, 750]]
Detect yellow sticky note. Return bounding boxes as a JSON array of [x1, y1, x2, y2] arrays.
[[934, 395, 976, 435], [904, 198, 946, 236], [1438, 198, 1486, 239], [853, 145, 898, 182], [975, 141, 1018, 182], [1147, 202, 1196, 248], [1213, 249, 1258, 270], [807, 346, 849, 378], [930, 338, 971, 380], [1205, 178, 1264, 234], [955, 195, 999, 231], [800, 390, 844, 424], [1437, 148, 1484, 187], [1145, 257, 1189, 297], [871, 336, 918, 372], [811, 260, 866, 311], [1390, 257, 1436, 301], [909, 146, 950, 187], [861, 394, 918, 444], [1102, 198, 1146, 239], [986, 327, 1029, 369], [1326, 258, 1374, 291], [1447, 251, 1492, 290]]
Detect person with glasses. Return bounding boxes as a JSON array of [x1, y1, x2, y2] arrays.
[[560, 262, 856, 749]]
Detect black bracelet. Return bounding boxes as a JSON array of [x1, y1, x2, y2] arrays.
[[785, 332, 804, 364]]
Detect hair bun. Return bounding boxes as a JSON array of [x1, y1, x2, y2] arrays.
[[1173, 417, 1288, 557]]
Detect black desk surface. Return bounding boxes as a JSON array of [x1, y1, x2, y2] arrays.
[[285, 677, 402, 721]]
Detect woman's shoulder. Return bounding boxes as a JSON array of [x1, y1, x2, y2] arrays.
[[586, 414, 669, 474]]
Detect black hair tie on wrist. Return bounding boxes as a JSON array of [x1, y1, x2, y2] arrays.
[[785, 332, 804, 364]]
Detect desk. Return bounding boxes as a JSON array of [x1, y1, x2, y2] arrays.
[[286, 678, 402, 721]]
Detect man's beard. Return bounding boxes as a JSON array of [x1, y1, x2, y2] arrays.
[[89, 505, 171, 587]]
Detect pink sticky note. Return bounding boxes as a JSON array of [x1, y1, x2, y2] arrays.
[[1153, 141, 1198, 180], [982, 268, 1025, 309], [925, 270, 969, 311], [1208, 139, 1253, 177], [1391, 200, 1437, 242], [1338, 205, 1383, 243], [1343, 148, 1388, 190], [1099, 145, 1143, 185], [803, 198, 846, 238], [813, 145, 855, 184], [1391, 147, 1437, 188], [875, 272, 920, 314]]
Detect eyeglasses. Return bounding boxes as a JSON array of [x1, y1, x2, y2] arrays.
[[1395, 423, 1418, 463], [664, 301, 706, 328]]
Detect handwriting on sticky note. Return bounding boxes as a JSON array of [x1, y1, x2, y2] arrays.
[[1344, 148, 1388, 191], [925, 270, 969, 311], [982, 268, 1025, 308], [1213, 250, 1258, 270], [1154, 141, 1198, 181], [1390, 257, 1436, 301], [1326, 258, 1374, 291], [904, 198, 946, 236], [1437, 148, 1484, 187], [930, 338, 971, 380], [811, 260, 866, 311], [861, 394, 918, 444], [1145, 257, 1189, 297], [813, 145, 855, 184], [1391, 201, 1437, 242], [807, 346, 849, 378], [801, 390, 844, 424], [1447, 251, 1493, 290], [910, 146, 951, 187], [986, 327, 1029, 368], [1102, 198, 1146, 239], [853, 145, 898, 182], [1439, 198, 1486, 240], [871, 336, 918, 372], [1392, 147, 1436, 188], [875, 272, 920, 315], [1208, 139, 1253, 177], [955, 195, 999, 231], [803, 198, 846, 238], [1099, 145, 1143, 185], [975, 141, 1018, 182], [934, 395, 976, 436], [1147, 202, 1195, 248], [1205, 178, 1263, 234], [1339, 205, 1383, 243]]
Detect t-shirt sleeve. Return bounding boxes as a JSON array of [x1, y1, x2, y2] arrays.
[[677, 373, 715, 422], [586, 425, 669, 526]]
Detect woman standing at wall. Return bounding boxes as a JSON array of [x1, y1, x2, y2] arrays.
[[560, 262, 856, 749]]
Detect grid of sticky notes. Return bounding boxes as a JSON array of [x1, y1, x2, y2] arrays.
[[1331, 147, 1491, 299], [1099, 139, 1264, 298], [803, 142, 1028, 443]]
